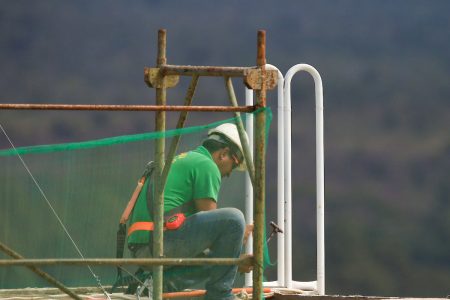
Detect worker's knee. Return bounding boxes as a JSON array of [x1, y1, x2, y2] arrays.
[[217, 207, 245, 233]]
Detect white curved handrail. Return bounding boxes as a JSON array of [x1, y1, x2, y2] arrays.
[[244, 63, 325, 295], [284, 64, 325, 295]]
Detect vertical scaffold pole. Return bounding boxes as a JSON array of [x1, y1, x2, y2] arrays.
[[253, 30, 267, 300], [153, 28, 167, 300]]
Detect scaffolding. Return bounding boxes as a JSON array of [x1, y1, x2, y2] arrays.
[[0, 29, 277, 300]]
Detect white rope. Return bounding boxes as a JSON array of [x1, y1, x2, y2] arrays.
[[0, 123, 111, 300]]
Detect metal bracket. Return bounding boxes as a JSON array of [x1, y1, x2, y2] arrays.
[[243, 69, 278, 90], [144, 67, 180, 89]]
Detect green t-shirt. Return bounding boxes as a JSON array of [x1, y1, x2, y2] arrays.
[[128, 146, 221, 244], [164, 145, 221, 216]]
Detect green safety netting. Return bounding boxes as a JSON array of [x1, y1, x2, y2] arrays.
[[0, 108, 272, 289]]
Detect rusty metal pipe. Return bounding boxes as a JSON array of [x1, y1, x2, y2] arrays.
[[257, 31, 267, 67], [0, 241, 82, 300], [253, 30, 267, 300], [0, 103, 255, 112], [153, 28, 167, 300], [0, 257, 249, 267], [161, 65, 257, 77]]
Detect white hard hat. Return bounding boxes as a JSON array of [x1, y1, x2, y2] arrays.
[[208, 123, 248, 171]]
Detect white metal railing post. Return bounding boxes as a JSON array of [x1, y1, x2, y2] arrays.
[[244, 87, 254, 287], [245, 64, 285, 288], [284, 67, 293, 290], [284, 64, 325, 295], [263, 65, 286, 288]]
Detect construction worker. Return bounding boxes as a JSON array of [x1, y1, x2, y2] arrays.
[[127, 123, 253, 300]]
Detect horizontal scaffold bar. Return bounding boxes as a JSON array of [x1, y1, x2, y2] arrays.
[[0, 257, 251, 267], [0, 104, 255, 112], [159, 65, 257, 77]]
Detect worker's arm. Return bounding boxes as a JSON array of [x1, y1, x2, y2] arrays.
[[243, 224, 253, 245], [195, 198, 217, 211]]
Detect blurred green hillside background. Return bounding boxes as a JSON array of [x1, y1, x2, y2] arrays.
[[0, 0, 449, 297]]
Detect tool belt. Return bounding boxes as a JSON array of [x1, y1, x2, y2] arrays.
[[126, 213, 187, 255], [127, 213, 186, 236]]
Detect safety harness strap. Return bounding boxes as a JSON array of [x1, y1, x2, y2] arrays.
[[113, 162, 155, 292], [120, 177, 147, 225], [127, 221, 155, 235]]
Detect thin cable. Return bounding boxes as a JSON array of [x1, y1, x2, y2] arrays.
[[0, 123, 111, 300]]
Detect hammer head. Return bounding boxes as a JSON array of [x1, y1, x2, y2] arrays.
[[269, 221, 283, 234]]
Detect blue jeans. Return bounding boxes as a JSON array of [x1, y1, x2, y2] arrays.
[[134, 207, 245, 300]]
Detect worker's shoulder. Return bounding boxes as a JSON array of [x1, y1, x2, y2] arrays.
[[186, 149, 219, 174], [174, 149, 213, 167], [177, 146, 209, 161], [187, 151, 216, 168]]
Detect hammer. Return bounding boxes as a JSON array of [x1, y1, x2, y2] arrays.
[[266, 221, 283, 244]]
